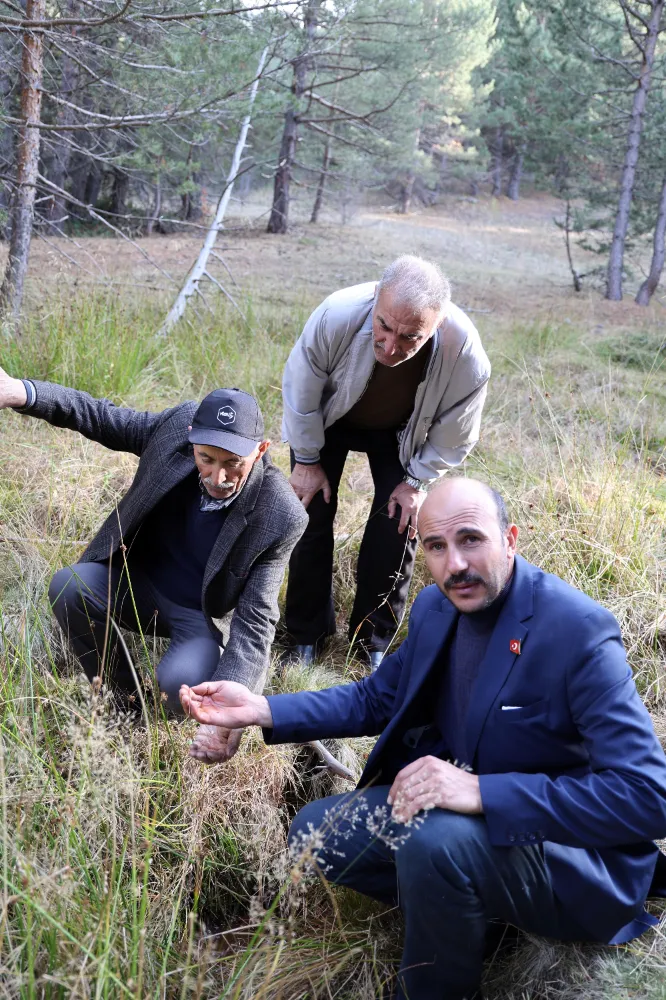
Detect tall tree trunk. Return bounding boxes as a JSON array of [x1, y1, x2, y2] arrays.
[[267, 107, 298, 234], [0, 0, 46, 326], [398, 172, 416, 214], [635, 174, 666, 305], [433, 148, 448, 196], [47, 28, 80, 233], [491, 125, 504, 197], [507, 142, 526, 200], [309, 54, 340, 225], [180, 144, 202, 221], [110, 167, 130, 218], [606, 0, 665, 301], [553, 153, 569, 197], [267, 0, 320, 234], [83, 161, 102, 209], [554, 153, 569, 195], [563, 199, 582, 293], [310, 137, 331, 223], [0, 40, 16, 231], [398, 118, 422, 215], [146, 175, 161, 235]]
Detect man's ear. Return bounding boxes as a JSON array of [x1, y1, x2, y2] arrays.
[[255, 440, 271, 462], [507, 524, 519, 553]]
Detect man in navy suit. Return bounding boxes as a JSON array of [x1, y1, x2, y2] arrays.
[[180, 478, 666, 1000]]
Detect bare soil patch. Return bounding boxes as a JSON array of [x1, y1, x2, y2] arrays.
[[7, 192, 663, 331]]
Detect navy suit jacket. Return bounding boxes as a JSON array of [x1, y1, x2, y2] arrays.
[[266, 555, 666, 944]]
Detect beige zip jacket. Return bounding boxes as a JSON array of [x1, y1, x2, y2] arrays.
[[282, 282, 491, 483]]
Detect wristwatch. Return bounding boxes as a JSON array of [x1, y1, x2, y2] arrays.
[[403, 474, 427, 492]]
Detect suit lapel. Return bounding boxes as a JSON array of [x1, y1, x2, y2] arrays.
[[129, 444, 195, 533], [403, 608, 457, 706], [465, 556, 534, 766], [371, 606, 457, 753]]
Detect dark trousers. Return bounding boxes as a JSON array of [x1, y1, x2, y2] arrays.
[[48, 560, 221, 711], [285, 424, 417, 652], [290, 787, 589, 1000]]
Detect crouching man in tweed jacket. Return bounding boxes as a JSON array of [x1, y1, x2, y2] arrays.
[[0, 367, 308, 763]]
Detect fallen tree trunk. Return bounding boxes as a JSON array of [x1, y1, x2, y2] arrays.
[[156, 45, 269, 338]]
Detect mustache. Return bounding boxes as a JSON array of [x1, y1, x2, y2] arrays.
[[203, 478, 235, 492], [444, 571, 485, 589]]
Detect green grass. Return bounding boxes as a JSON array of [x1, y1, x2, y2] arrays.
[[0, 284, 665, 998], [1, 292, 311, 436], [597, 329, 666, 371]]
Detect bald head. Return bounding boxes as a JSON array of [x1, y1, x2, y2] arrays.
[[418, 478, 518, 613], [420, 478, 509, 534]]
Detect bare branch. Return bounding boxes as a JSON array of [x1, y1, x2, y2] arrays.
[[0, 0, 292, 31], [0, 0, 133, 31]]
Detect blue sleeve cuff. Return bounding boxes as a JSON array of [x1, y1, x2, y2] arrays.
[[262, 693, 299, 745], [16, 379, 36, 410]]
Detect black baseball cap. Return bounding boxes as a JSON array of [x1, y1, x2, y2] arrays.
[[188, 388, 265, 457]]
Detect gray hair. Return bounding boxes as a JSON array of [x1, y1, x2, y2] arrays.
[[377, 254, 451, 314]]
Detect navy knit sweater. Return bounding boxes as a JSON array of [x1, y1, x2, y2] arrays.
[[435, 574, 514, 767]]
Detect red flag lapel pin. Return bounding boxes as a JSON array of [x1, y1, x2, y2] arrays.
[[509, 638, 522, 655]]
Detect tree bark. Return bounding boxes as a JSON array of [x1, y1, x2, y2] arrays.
[[0, 0, 46, 326], [267, 0, 320, 234], [110, 167, 130, 218], [563, 199, 582, 293], [507, 142, 525, 200], [310, 136, 331, 223], [47, 5, 79, 232], [267, 106, 298, 234], [491, 125, 504, 197], [635, 173, 666, 305], [0, 39, 16, 231], [398, 169, 416, 214], [146, 175, 161, 235], [606, 0, 665, 301], [398, 117, 422, 215], [83, 161, 102, 209], [554, 153, 569, 195]]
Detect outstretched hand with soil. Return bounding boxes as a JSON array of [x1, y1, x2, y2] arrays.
[[187, 724, 243, 764]]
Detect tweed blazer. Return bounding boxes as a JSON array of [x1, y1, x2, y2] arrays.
[[20, 381, 308, 692]]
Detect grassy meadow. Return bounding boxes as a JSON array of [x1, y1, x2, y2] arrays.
[[0, 195, 665, 997]]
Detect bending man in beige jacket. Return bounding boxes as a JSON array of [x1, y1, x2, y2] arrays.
[[281, 254, 491, 670]]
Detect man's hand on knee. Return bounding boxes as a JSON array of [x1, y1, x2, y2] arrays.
[[289, 462, 331, 509], [387, 481, 425, 540], [188, 724, 243, 764], [388, 756, 483, 823]]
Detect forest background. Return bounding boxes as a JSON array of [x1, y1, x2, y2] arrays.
[[0, 1, 665, 997]]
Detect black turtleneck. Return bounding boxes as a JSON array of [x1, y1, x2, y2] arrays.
[[435, 571, 514, 768]]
